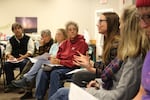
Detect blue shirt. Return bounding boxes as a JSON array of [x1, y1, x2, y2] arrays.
[[49, 43, 59, 56]]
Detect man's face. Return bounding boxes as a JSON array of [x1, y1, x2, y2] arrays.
[[137, 7, 150, 37], [13, 26, 23, 38]]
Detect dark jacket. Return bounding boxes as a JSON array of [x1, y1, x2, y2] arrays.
[[36, 39, 53, 55]]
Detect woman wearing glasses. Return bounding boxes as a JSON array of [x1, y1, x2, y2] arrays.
[[72, 12, 120, 88], [136, 0, 150, 99]]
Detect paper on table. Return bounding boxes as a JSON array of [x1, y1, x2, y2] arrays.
[[69, 83, 98, 100], [66, 68, 87, 75]]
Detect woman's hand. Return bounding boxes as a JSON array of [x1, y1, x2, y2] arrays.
[[86, 80, 100, 90], [73, 51, 91, 68], [39, 39, 45, 46], [50, 57, 60, 64]]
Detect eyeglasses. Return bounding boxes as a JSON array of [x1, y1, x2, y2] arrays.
[[98, 19, 107, 24], [136, 14, 150, 25]]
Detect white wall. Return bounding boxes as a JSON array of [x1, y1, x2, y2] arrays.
[[0, 0, 92, 38], [0, 0, 133, 39]]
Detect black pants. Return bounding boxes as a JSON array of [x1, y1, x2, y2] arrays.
[[72, 70, 96, 87], [4, 59, 29, 85]]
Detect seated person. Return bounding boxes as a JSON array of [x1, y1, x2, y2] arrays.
[[72, 12, 120, 88], [19, 29, 53, 79], [35, 29, 54, 55], [136, 0, 150, 99], [35, 21, 88, 100], [14, 29, 54, 99], [4, 23, 34, 92], [49, 5, 149, 100], [12, 28, 67, 99]]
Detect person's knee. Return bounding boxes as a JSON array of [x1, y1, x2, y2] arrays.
[[50, 70, 59, 78], [57, 88, 69, 96]]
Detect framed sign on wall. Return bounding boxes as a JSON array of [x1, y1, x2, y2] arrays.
[[16, 17, 37, 33]]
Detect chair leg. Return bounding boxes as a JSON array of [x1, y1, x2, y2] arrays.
[[0, 56, 7, 89], [2, 69, 6, 89]]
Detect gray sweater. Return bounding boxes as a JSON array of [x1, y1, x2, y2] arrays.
[[86, 54, 144, 100]]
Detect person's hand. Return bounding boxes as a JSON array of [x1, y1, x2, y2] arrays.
[[16, 54, 24, 61], [7, 55, 15, 60], [39, 39, 45, 46], [73, 51, 91, 68], [86, 80, 100, 90], [50, 57, 60, 64]]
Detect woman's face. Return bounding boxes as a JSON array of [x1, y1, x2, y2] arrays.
[[55, 30, 66, 43], [137, 7, 150, 37], [41, 33, 51, 44], [67, 24, 78, 40], [97, 14, 107, 36]]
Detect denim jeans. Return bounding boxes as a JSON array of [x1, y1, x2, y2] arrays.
[[49, 88, 69, 100], [24, 59, 50, 81], [35, 66, 74, 100]]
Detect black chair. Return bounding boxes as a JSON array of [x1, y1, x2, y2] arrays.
[[0, 47, 2, 78], [0, 44, 7, 89]]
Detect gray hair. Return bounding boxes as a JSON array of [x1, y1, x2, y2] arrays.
[[41, 29, 51, 37]]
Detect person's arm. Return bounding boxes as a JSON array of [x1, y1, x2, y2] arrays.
[[5, 40, 16, 60], [73, 53, 96, 73], [5, 40, 12, 57], [27, 38, 35, 56], [86, 55, 143, 100]]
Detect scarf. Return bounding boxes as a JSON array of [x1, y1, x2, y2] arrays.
[[101, 58, 123, 90]]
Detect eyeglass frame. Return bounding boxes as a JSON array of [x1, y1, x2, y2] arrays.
[[136, 13, 150, 25], [98, 19, 107, 24]]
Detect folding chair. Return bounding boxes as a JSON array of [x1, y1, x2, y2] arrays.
[[0, 44, 7, 89]]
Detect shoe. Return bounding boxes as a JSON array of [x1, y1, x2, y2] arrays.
[[20, 92, 33, 100], [11, 77, 28, 88], [4, 87, 12, 93], [18, 88, 25, 94], [4, 84, 16, 93]]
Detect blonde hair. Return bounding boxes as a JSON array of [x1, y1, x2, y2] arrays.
[[117, 5, 149, 60], [54, 28, 67, 43], [141, 32, 150, 55]]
